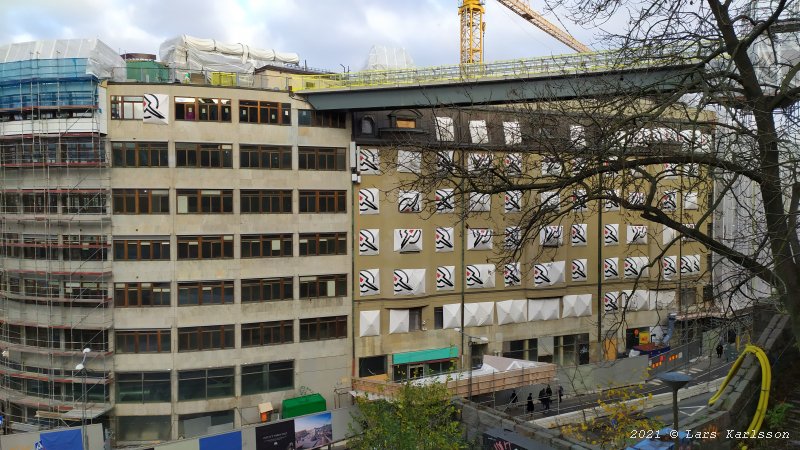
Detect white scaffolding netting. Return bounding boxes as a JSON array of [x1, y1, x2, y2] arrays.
[[159, 34, 300, 74], [0, 38, 125, 80], [362, 45, 415, 71]]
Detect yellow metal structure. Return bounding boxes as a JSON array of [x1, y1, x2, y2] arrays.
[[707, 344, 771, 449], [459, 0, 590, 64], [459, 0, 486, 64]]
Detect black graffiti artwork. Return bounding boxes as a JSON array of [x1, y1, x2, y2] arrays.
[[604, 293, 619, 311], [504, 228, 521, 249], [661, 192, 677, 210], [571, 225, 587, 244], [436, 228, 453, 250], [572, 260, 587, 280], [542, 226, 561, 246], [359, 270, 379, 294], [624, 259, 639, 277], [604, 225, 618, 244], [471, 229, 492, 248], [504, 191, 522, 211], [436, 267, 454, 289], [359, 189, 378, 213], [358, 229, 378, 253], [465, 265, 484, 286], [663, 258, 677, 276], [143, 94, 165, 120], [393, 270, 414, 293], [399, 193, 421, 212], [504, 264, 521, 285], [604, 259, 618, 278], [533, 264, 551, 285], [359, 150, 379, 172], [504, 154, 522, 174], [630, 226, 647, 242], [399, 229, 421, 250], [436, 190, 454, 211], [681, 256, 700, 273]]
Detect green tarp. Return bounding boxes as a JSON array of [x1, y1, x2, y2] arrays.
[[392, 346, 458, 365], [281, 393, 326, 419]]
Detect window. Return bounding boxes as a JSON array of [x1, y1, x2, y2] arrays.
[[241, 361, 294, 395], [299, 274, 347, 299], [177, 280, 234, 306], [435, 116, 455, 142], [396, 117, 417, 129], [239, 100, 291, 125], [240, 189, 292, 214], [115, 329, 171, 353], [113, 239, 170, 261], [116, 416, 171, 442], [240, 145, 291, 169], [298, 109, 346, 128], [241, 277, 293, 302], [554, 333, 590, 366], [434, 307, 444, 330], [408, 308, 423, 331], [175, 97, 231, 122], [66, 328, 107, 351], [113, 189, 169, 214], [2, 137, 106, 166], [116, 372, 171, 403], [298, 190, 346, 213], [680, 287, 697, 308], [62, 234, 108, 261], [298, 147, 346, 171], [114, 282, 171, 307], [20, 193, 57, 214], [241, 234, 293, 258], [110, 96, 144, 120], [298, 233, 347, 256], [175, 143, 233, 168], [176, 189, 233, 214], [361, 116, 375, 135], [178, 325, 235, 351], [502, 339, 538, 361], [176, 235, 233, 260], [21, 235, 58, 260], [358, 355, 387, 377], [178, 367, 234, 400], [63, 192, 107, 214], [299, 316, 347, 341], [64, 281, 108, 301], [241, 321, 294, 347], [112, 142, 168, 168]]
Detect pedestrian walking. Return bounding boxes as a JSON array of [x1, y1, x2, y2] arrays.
[[558, 385, 564, 404], [545, 384, 553, 410], [716, 343, 723, 358], [510, 389, 518, 407], [526, 393, 534, 414], [538, 388, 546, 411]]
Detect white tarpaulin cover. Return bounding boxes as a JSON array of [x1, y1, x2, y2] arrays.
[[468, 228, 493, 250], [394, 229, 423, 252], [159, 35, 299, 74], [389, 309, 409, 334], [436, 266, 455, 291], [465, 264, 495, 289], [464, 302, 494, 327], [143, 94, 169, 124], [443, 304, 462, 329], [572, 259, 588, 282], [359, 310, 380, 337], [393, 269, 425, 295], [496, 300, 527, 324], [397, 150, 421, 173], [540, 226, 563, 247], [663, 256, 678, 280], [681, 254, 701, 275], [359, 188, 380, 215], [528, 298, 560, 321], [623, 290, 649, 312], [563, 294, 592, 318], [435, 227, 454, 252], [359, 229, 380, 255], [362, 45, 415, 71], [533, 261, 565, 286], [571, 224, 588, 246], [649, 290, 675, 310], [627, 224, 648, 244], [359, 269, 380, 296], [624, 256, 650, 279], [503, 263, 521, 286], [359, 148, 380, 174], [603, 291, 621, 313], [0, 38, 126, 80], [663, 224, 676, 245]]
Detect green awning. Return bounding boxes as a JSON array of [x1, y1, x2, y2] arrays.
[[392, 346, 459, 365], [281, 393, 326, 419]]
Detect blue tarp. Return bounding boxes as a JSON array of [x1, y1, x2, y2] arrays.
[[40, 428, 83, 450], [199, 430, 242, 450]]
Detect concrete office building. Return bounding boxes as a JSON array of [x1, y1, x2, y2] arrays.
[[0, 39, 351, 443]]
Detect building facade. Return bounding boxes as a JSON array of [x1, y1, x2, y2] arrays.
[[0, 40, 352, 443], [350, 107, 712, 383]]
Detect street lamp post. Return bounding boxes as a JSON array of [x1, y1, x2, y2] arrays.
[[658, 371, 691, 449], [454, 328, 488, 400], [74, 348, 91, 450]]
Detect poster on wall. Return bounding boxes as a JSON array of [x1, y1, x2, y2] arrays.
[[294, 412, 333, 450], [255, 419, 296, 450], [143, 93, 169, 124]]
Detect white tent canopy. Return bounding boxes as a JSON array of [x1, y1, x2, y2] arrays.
[[159, 35, 299, 73]]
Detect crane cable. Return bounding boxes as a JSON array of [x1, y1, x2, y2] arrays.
[[707, 344, 771, 449]]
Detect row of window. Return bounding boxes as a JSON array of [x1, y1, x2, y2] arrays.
[[113, 275, 347, 306], [112, 233, 347, 260], [115, 317, 347, 353], [0, 192, 106, 215], [0, 138, 106, 165], [116, 360, 294, 403], [111, 142, 346, 169], [0, 325, 107, 350], [111, 189, 347, 214], [111, 95, 345, 128]]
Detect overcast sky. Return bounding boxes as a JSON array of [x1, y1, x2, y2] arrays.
[[0, 0, 612, 70]]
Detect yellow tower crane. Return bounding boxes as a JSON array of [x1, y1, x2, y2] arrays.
[[459, 0, 591, 64]]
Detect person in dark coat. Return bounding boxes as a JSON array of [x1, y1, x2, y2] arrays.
[[510, 389, 519, 406], [538, 388, 546, 411], [558, 385, 564, 404], [545, 384, 553, 410], [526, 393, 534, 413], [716, 343, 724, 358]]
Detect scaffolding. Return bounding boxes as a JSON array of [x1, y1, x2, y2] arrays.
[[0, 50, 114, 431]]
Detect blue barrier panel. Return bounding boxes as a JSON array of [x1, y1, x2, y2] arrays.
[[40, 428, 83, 450], [199, 430, 242, 450]]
